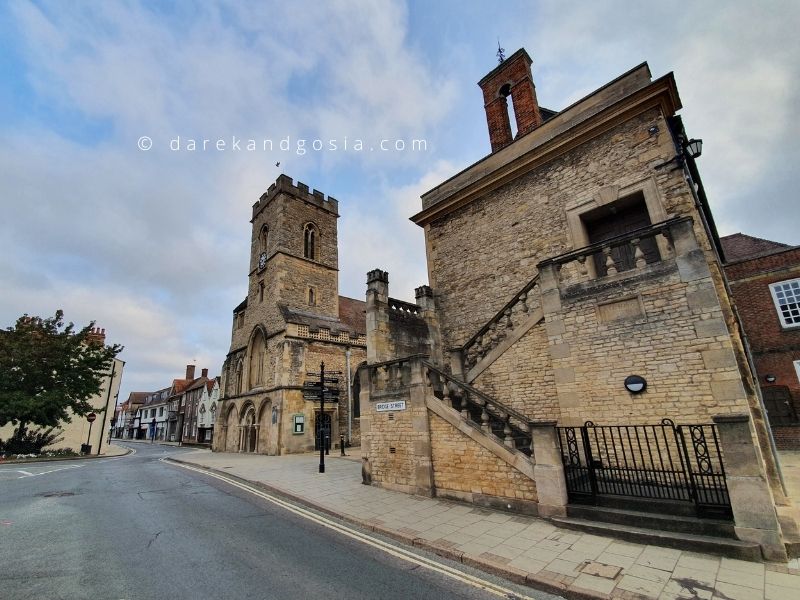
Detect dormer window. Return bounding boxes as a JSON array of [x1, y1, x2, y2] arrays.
[[303, 223, 318, 260]]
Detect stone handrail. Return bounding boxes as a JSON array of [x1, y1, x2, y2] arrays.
[[460, 275, 541, 372], [388, 297, 422, 316], [538, 216, 690, 283], [423, 360, 534, 455]]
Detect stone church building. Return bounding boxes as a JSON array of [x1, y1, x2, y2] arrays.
[[358, 49, 799, 560], [213, 175, 366, 455]]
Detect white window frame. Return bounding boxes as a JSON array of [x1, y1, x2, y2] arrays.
[[794, 360, 800, 385], [769, 278, 800, 329]]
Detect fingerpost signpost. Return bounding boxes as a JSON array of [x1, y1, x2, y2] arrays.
[[303, 362, 341, 473]]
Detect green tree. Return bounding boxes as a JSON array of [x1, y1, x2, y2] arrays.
[[0, 311, 123, 446]]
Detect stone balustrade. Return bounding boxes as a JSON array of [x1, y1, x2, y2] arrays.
[[423, 361, 535, 456], [367, 355, 424, 395], [388, 297, 422, 316], [538, 216, 689, 287], [460, 275, 541, 372]]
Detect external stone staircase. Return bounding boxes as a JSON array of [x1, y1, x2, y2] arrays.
[[424, 361, 534, 457], [459, 274, 544, 384]]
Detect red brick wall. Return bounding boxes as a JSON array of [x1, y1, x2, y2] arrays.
[[772, 426, 800, 450], [725, 248, 800, 447]]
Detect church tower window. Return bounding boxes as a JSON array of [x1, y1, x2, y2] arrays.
[[303, 223, 318, 260]]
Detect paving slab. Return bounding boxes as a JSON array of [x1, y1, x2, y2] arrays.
[[170, 449, 800, 600]]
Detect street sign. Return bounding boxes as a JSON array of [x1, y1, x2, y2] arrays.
[[86, 413, 97, 423], [376, 401, 406, 412]]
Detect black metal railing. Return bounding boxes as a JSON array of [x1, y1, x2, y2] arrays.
[[556, 419, 731, 518]]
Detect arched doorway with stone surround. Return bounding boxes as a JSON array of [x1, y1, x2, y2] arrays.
[[223, 404, 239, 453], [240, 403, 257, 453]]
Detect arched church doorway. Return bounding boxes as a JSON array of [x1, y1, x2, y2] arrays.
[[240, 404, 257, 453]]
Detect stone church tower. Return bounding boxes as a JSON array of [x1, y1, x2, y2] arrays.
[[214, 174, 366, 455]]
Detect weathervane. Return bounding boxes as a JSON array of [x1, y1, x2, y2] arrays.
[[496, 39, 505, 64]]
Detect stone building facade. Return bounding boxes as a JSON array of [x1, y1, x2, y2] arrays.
[[213, 175, 366, 455], [722, 233, 800, 449], [359, 49, 797, 560]]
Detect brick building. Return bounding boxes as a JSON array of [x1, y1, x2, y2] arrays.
[[358, 49, 798, 560], [722, 233, 800, 449], [213, 175, 366, 455], [179, 368, 211, 444]]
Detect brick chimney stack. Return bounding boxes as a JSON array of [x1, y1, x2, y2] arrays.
[[86, 327, 106, 346], [186, 364, 196, 380], [478, 48, 543, 152], [201, 368, 208, 378]]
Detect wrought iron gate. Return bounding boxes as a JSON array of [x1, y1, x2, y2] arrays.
[[556, 419, 731, 518]]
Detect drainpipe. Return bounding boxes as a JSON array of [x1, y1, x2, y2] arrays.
[[346, 348, 352, 444]]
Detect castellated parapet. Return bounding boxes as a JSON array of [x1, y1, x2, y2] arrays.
[[251, 174, 339, 221]]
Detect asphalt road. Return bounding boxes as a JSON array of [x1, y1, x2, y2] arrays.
[[0, 443, 560, 600]]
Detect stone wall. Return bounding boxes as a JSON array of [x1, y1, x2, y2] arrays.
[[471, 322, 560, 421], [366, 270, 432, 363], [537, 220, 753, 427], [425, 109, 702, 351], [429, 413, 537, 503], [359, 358, 433, 495]]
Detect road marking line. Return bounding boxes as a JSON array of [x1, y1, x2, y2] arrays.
[[166, 459, 535, 599], [0, 447, 134, 478], [18, 464, 83, 478]]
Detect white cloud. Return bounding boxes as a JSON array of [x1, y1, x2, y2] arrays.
[[3, 0, 799, 404]]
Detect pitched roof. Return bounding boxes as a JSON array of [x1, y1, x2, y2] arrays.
[[280, 302, 365, 338], [126, 392, 148, 405], [720, 233, 791, 263], [338, 295, 367, 334], [184, 376, 210, 392], [233, 297, 248, 313]]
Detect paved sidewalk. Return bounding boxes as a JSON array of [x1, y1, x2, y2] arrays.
[[171, 449, 800, 600]]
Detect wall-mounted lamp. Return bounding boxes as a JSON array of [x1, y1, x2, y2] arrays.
[[683, 138, 703, 159], [624, 375, 647, 394], [655, 137, 703, 170], [764, 374, 777, 383]]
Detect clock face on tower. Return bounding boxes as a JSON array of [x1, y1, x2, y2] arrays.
[[258, 252, 267, 270]]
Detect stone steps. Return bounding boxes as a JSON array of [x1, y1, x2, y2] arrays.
[[565, 503, 736, 538], [551, 516, 763, 561]]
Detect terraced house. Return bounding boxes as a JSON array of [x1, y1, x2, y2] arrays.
[[358, 49, 799, 561]]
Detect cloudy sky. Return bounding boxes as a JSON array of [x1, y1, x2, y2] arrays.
[[1, 0, 798, 402]]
